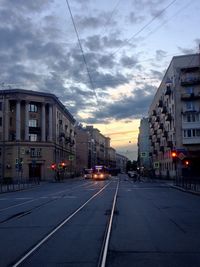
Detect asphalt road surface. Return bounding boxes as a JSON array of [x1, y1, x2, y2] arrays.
[[0, 174, 200, 267]]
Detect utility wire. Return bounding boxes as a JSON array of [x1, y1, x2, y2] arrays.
[[98, 0, 121, 36], [111, 0, 178, 56], [65, 0, 99, 106]]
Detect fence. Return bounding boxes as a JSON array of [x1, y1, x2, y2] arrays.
[[174, 176, 200, 192], [0, 177, 40, 193]]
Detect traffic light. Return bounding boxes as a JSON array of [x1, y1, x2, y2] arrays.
[[183, 159, 190, 167], [51, 163, 56, 170], [171, 151, 177, 158], [171, 151, 177, 163]]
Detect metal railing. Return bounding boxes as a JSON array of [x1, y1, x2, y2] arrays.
[[174, 176, 200, 192], [0, 177, 40, 193]]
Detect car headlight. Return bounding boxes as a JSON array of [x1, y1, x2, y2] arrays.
[[94, 174, 97, 178], [100, 174, 104, 178]]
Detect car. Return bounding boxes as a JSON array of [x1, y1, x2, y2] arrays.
[[83, 169, 93, 179], [127, 171, 138, 178]]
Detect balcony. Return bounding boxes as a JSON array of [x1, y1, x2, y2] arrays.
[[159, 146, 164, 153], [155, 116, 160, 122], [152, 110, 157, 116], [181, 92, 200, 100], [163, 131, 168, 138], [166, 114, 172, 121], [167, 141, 173, 148], [162, 106, 168, 114], [158, 100, 163, 108], [181, 76, 200, 86], [156, 138, 160, 144], [165, 86, 171, 96]]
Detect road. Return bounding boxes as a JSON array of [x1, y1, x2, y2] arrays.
[[0, 174, 200, 267]]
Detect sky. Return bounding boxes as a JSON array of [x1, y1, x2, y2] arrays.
[[0, 0, 200, 160]]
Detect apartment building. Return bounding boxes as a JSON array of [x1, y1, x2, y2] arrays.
[[137, 117, 150, 174], [0, 89, 76, 181], [75, 125, 116, 171], [116, 153, 128, 173], [148, 54, 200, 178]]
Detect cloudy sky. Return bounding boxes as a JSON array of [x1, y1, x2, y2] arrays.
[[0, 0, 200, 160]]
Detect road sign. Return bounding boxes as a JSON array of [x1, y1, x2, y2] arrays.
[[178, 152, 186, 160], [154, 162, 160, 169], [140, 152, 147, 158], [69, 155, 74, 161]]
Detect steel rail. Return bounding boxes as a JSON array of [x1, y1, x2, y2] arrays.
[[99, 179, 119, 267], [12, 181, 111, 267], [0, 180, 94, 212]]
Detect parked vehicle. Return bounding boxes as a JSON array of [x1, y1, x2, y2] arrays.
[[83, 169, 93, 179], [127, 171, 138, 179]]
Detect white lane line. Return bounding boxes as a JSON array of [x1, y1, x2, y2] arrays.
[[15, 198, 33, 200], [12, 182, 112, 267]]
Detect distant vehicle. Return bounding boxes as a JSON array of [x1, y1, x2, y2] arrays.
[[92, 165, 109, 180], [127, 171, 138, 179], [83, 169, 93, 179]]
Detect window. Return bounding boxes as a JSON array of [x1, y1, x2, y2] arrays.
[[10, 117, 12, 126], [196, 129, 200, 137], [0, 117, 2, 127], [183, 129, 200, 138], [186, 87, 193, 94], [186, 101, 194, 111], [29, 134, 37, 141], [29, 104, 38, 112], [30, 148, 41, 157], [29, 119, 37, 127], [183, 113, 199, 122], [0, 102, 2, 111]]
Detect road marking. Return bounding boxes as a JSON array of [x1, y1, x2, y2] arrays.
[[12, 182, 112, 267]]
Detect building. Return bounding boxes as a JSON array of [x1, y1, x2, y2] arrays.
[[116, 153, 128, 173], [0, 89, 76, 182], [75, 125, 116, 171], [137, 117, 150, 175], [148, 54, 200, 179], [75, 125, 91, 175]]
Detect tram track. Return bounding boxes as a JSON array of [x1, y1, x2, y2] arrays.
[[0, 180, 95, 213], [10, 179, 119, 267]]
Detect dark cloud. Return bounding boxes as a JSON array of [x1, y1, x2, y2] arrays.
[[128, 12, 144, 24], [120, 55, 138, 68], [155, 49, 167, 61], [74, 12, 116, 31], [0, 0, 54, 13], [177, 46, 196, 55], [81, 85, 156, 123], [150, 69, 164, 80]]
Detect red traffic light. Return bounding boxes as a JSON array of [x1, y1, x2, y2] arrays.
[[51, 163, 56, 170], [171, 151, 177, 158]]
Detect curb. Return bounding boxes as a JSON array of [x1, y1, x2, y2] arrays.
[[168, 184, 200, 196]]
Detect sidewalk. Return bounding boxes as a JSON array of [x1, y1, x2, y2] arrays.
[[141, 177, 200, 196], [156, 178, 200, 196]]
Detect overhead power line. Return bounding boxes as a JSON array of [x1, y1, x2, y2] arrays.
[[65, 0, 99, 105], [112, 0, 178, 56]]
